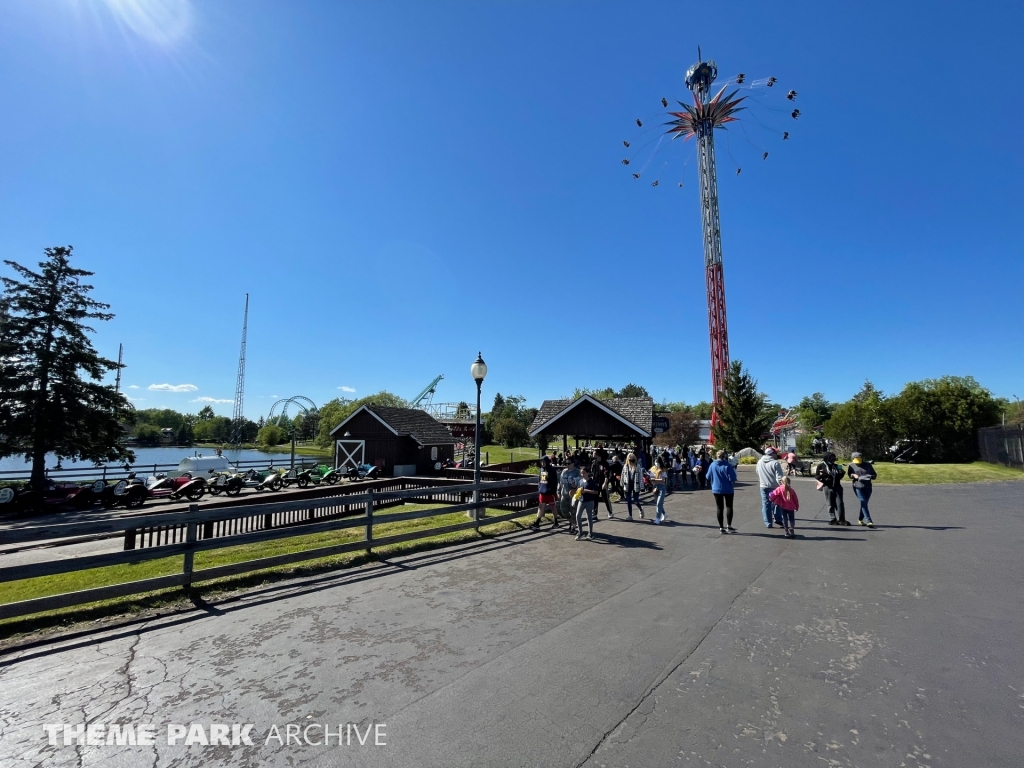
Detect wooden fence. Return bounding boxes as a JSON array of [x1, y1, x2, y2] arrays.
[[478, 458, 541, 473], [0, 476, 539, 621], [124, 475, 536, 550]]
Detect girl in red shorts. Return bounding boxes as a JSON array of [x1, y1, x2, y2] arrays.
[[531, 455, 559, 529]]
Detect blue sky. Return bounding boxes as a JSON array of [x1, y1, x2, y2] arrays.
[[1, 0, 1021, 418]]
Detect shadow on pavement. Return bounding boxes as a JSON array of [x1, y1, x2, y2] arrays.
[[1, 528, 544, 665], [582, 533, 662, 550], [734, 531, 866, 542]]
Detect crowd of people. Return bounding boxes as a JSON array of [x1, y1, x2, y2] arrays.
[[810, 437, 835, 454], [531, 443, 878, 540]]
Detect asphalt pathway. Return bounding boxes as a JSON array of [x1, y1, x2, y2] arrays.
[[0, 469, 1021, 768]]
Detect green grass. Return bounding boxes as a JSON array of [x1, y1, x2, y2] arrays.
[[0, 504, 532, 640], [195, 442, 332, 457], [478, 445, 540, 465], [260, 444, 333, 457], [870, 461, 1023, 485]]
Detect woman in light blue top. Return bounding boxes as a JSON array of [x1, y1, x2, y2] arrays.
[[706, 450, 738, 533]]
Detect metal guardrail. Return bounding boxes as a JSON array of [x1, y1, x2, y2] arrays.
[[0, 477, 539, 621]]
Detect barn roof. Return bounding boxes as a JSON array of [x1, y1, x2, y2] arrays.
[[528, 395, 653, 437], [329, 405, 456, 445]]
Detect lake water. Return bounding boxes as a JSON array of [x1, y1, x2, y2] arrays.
[[0, 447, 297, 476]]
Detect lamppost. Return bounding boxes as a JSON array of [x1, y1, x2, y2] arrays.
[[471, 352, 488, 517]]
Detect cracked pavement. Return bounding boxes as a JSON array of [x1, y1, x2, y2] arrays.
[[1, 471, 1021, 767]]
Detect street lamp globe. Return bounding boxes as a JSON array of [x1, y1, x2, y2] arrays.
[[471, 352, 488, 383]]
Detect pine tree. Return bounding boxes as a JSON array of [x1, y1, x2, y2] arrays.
[[0, 246, 134, 492], [712, 360, 773, 451], [616, 383, 650, 398]]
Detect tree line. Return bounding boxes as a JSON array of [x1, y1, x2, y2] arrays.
[[1, 247, 1007, 500], [709, 361, 1007, 462], [818, 377, 1004, 462]]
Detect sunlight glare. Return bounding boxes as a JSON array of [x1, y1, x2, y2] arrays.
[[100, 0, 194, 47]]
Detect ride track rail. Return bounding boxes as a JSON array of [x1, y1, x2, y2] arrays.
[[0, 476, 539, 621]]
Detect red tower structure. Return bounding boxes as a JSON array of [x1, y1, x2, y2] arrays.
[[665, 51, 745, 429]]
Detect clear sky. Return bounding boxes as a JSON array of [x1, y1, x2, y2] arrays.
[[1, 0, 1021, 419]]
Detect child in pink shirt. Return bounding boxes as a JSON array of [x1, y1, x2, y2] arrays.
[[769, 476, 800, 538]]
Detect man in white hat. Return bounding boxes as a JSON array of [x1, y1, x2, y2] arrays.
[[756, 447, 785, 529]]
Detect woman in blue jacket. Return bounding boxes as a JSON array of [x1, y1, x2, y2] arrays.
[[706, 450, 738, 533]]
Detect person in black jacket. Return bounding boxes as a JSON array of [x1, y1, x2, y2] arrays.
[[608, 453, 624, 500], [815, 452, 849, 526], [590, 457, 613, 518]]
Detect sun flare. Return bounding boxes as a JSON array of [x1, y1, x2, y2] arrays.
[[98, 0, 194, 47]]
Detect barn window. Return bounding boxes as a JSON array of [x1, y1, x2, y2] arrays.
[[431, 446, 438, 461]]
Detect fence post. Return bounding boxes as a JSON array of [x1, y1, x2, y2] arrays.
[[473, 480, 482, 532], [183, 504, 198, 591], [124, 529, 136, 551], [365, 489, 374, 555]]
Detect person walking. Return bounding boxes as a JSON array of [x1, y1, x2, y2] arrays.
[[530, 455, 559, 530], [650, 457, 668, 524], [697, 451, 711, 490], [769, 475, 800, 538], [575, 467, 599, 541], [590, 457, 614, 518], [785, 450, 798, 476], [557, 457, 582, 535], [847, 452, 878, 527], [671, 454, 683, 491], [756, 447, 785, 529], [606, 454, 622, 501], [815, 452, 849, 526], [608, 452, 624, 501], [707, 449, 738, 533], [620, 452, 645, 520]]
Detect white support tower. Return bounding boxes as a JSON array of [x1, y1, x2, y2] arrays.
[[231, 294, 249, 444]]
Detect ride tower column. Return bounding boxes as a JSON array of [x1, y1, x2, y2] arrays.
[[685, 54, 731, 436]]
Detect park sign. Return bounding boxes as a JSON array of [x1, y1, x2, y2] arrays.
[[652, 416, 670, 434]]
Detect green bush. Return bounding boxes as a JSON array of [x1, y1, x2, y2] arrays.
[[257, 424, 287, 447], [738, 456, 758, 465], [134, 423, 162, 442]]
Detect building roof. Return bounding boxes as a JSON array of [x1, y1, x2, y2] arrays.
[[330, 405, 456, 445], [528, 395, 653, 437]]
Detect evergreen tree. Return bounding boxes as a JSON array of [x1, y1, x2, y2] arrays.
[[0, 246, 134, 491], [616, 383, 650, 398], [711, 361, 773, 451], [491, 392, 505, 415]]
